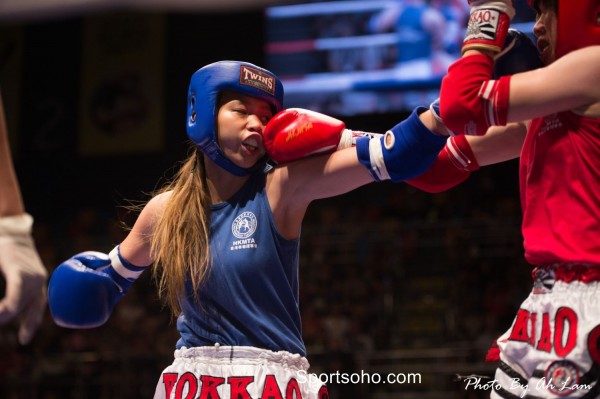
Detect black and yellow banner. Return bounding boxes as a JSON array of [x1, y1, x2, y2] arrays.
[[79, 13, 165, 156]]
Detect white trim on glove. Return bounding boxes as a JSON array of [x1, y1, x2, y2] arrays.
[[108, 246, 145, 280]]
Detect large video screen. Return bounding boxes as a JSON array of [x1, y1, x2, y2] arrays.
[[265, 0, 535, 117]]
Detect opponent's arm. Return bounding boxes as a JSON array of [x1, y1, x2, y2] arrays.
[[405, 135, 479, 193], [444, 45, 600, 133], [507, 47, 600, 122], [441, 0, 600, 132], [406, 122, 526, 193], [0, 91, 48, 345], [441, 25, 542, 135], [439, 0, 517, 135]]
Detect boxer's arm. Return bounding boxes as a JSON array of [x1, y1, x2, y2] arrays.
[[468, 122, 526, 165], [267, 108, 448, 239], [263, 108, 382, 164], [0, 93, 24, 216], [271, 107, 448, 205], [445, 46, 600, 130], [0, 91, 48, 345], [356, 107, 448, 183], [48, 246, 147, 328], [443, 5, 600, 130], [47, 193, 164, 329], [118, 191, 169, 267], [405, 135, 479, 193], [441, 29, 541, 135], [507, 47, 600, 122], [264, 104, 452, 165], [406, 122, 525, 193]]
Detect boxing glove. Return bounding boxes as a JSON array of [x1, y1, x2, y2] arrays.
[[356, 107, 448, 183], [48, 246, 145, 328], [493, 29, 543, 78], [263, 108, 382, 164], [463, 0, 515, 54]]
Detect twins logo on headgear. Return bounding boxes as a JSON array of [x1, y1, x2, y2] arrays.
[[187, 61, 284, 176], [527, 0, 600, 58]]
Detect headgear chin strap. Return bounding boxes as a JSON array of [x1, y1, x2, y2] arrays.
[[187, 61, 284, 176], [527, 0, 600, 59]]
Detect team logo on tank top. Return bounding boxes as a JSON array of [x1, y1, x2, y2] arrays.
[[538, 113, 562, 137], [231, 211, 258, 250]]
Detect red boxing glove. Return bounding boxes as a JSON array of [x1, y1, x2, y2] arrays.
[[406, 134, 479, 193], [463, 0, 515, 54], [264, 108, 381, 164]]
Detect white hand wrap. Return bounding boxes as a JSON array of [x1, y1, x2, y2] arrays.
[[0, 213, 33, 236], [337, 129, 384, 150]]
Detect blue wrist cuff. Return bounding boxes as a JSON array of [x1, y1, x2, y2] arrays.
[[389, 106, 447, 181], [358, 107, 448, 183], [108, 245, 146, 286], [356, 136, 381, 182]]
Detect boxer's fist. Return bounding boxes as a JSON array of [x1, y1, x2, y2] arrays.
[[48, 247, 143, 328], [463, 0, 515, 54], [493, 29, 543, 78], [263, 108, 346, 163]]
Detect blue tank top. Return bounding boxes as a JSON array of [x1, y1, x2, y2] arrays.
[[395, 5, 433, 62], [176, 172, 306, 356]]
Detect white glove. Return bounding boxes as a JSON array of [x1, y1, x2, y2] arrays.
[[0, 213, 48, 345]]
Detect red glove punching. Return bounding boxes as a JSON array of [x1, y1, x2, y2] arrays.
[[264, 108, 381, 164]]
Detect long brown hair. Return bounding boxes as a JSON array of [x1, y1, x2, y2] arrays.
[[150, 147, 212, 315]]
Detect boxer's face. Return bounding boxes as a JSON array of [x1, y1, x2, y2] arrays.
[[216, 91, 273, 170], [533, 0, 558, 65]]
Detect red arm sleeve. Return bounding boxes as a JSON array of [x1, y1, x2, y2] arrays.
[[440, 54, 511, 135], [405, 135, 480, 193]]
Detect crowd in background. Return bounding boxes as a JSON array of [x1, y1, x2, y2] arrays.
[[0, 161, 532, 398]]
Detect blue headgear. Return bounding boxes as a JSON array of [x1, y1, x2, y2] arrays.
[[187, 61, 284, 176]]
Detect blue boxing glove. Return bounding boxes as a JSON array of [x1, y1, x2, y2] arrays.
[[48, 246, 145, 328], [356, 107, 448, 182], [493, 29, 543, 78]]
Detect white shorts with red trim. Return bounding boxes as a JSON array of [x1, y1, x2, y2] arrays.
[[491, 264, 600, 398], [154, 345, 329, 399]]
